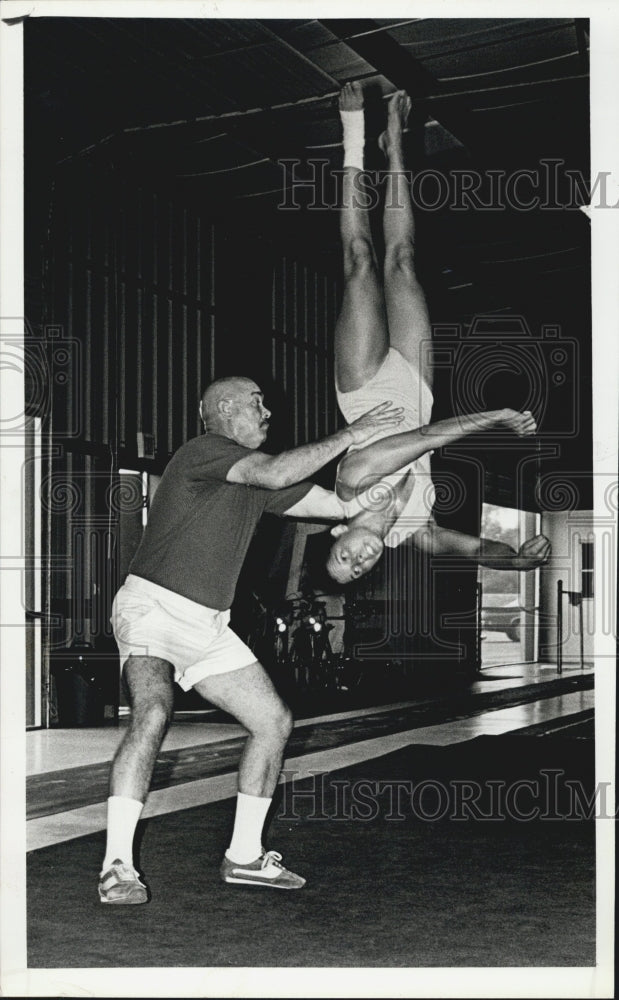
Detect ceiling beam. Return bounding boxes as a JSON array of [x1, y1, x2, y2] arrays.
[[318, 19, 481, 155]]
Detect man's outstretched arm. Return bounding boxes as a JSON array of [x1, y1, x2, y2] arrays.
[[226, 401, 404, 489], [336, 408, 536, 499], [282, 485, 345, 520]]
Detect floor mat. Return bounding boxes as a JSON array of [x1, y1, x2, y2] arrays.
[[27, 735, 595, 969]]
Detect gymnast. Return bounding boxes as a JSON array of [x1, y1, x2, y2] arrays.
[[327, 83, 551, 584]]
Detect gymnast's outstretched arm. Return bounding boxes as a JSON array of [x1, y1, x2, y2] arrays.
[[412, 522, 551, 571], [331, 478, 551, 574], [336, 407, 537, 499]]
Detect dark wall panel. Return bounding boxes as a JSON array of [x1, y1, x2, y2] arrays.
[[271, 255, 341, 448], [44, 163, 219, 651], [50, 164, 217, 462]]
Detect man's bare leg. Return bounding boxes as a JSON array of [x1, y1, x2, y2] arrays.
[[193, 662, 303, 886], [335, 82, 390, 393], [109, 657, 175, 802], [380, 91, 433, 389], [101, 657, 302, 899], [193, 661, 292, 800], [414, 523, 551, 570], [99, 656, 175, 902]]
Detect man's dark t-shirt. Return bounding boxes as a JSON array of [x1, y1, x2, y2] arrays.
[[129, 434, 313, 610]]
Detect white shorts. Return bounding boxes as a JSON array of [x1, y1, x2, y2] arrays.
[[336, 348, 436, 546], [111, 575, 257, 691]]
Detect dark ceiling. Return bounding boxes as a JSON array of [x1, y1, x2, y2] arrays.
[[22, 15, 592, 490], [23, 17, 590, 316], [25, 17, 589, 183], [25, 16, 590, 301]]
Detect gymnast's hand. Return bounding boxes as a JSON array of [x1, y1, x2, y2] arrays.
[[514, 534, 551, 569], [496, 409, 538, 436], [346, 401, 405, 446]]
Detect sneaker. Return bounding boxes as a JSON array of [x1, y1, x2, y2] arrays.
[[98, 859, 149, 904], [220, 850, 306, 889]]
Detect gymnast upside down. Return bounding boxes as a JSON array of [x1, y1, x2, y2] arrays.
[[327, 83, 550, 584]]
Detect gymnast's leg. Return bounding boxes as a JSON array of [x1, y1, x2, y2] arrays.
[[381, 90, 433, 391], [335, 82, 390, 394]]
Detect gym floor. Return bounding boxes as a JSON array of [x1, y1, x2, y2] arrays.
[[27, 660, 596, 971]]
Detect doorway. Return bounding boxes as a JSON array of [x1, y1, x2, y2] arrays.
[[479, 503, 540, 667], [25, 416, 43, 727]]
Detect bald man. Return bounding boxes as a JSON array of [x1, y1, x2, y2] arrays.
[[100, 375, 403, 903]]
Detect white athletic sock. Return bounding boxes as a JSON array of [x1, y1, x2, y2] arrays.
[[101, 795, 144, 872], [225, 792, 272, 864], [340, 108, 365, 170]]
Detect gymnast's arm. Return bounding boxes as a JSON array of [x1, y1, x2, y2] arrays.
[[336, 408, 536, 499], [331, 469, 416, 541], [281, 475, 415, 528]]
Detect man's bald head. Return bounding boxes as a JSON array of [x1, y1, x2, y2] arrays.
[[199, 376, 271, 449], [200, 376, 257, 430]]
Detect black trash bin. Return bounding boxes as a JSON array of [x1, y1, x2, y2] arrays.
[[51, 641, 119, 727]]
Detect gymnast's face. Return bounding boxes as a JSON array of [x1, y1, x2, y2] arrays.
[[327, 526, 385, 584]]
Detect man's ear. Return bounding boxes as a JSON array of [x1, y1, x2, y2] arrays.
[[330, 523, 348, 538], [218, 397, 233, 416]]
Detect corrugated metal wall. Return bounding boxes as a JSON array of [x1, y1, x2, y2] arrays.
[[271, 255, 341, 446], [51, 164, 216, 457], [44, 163, 218, 661]]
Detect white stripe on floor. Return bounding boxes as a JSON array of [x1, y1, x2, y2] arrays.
[[27, 700, 426, 775], [27, 689, 593, 852]]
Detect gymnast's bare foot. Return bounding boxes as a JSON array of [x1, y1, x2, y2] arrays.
[[514, 534, 551, 570], [378, 90, 411, 159], [339, 80, 364, 112]]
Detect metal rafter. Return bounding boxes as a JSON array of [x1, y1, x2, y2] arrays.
[[317, 18, 480, 155]]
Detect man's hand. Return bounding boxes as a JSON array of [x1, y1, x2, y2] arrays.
[[495, 409, 537, 436], [346, 401, 405, 446]]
